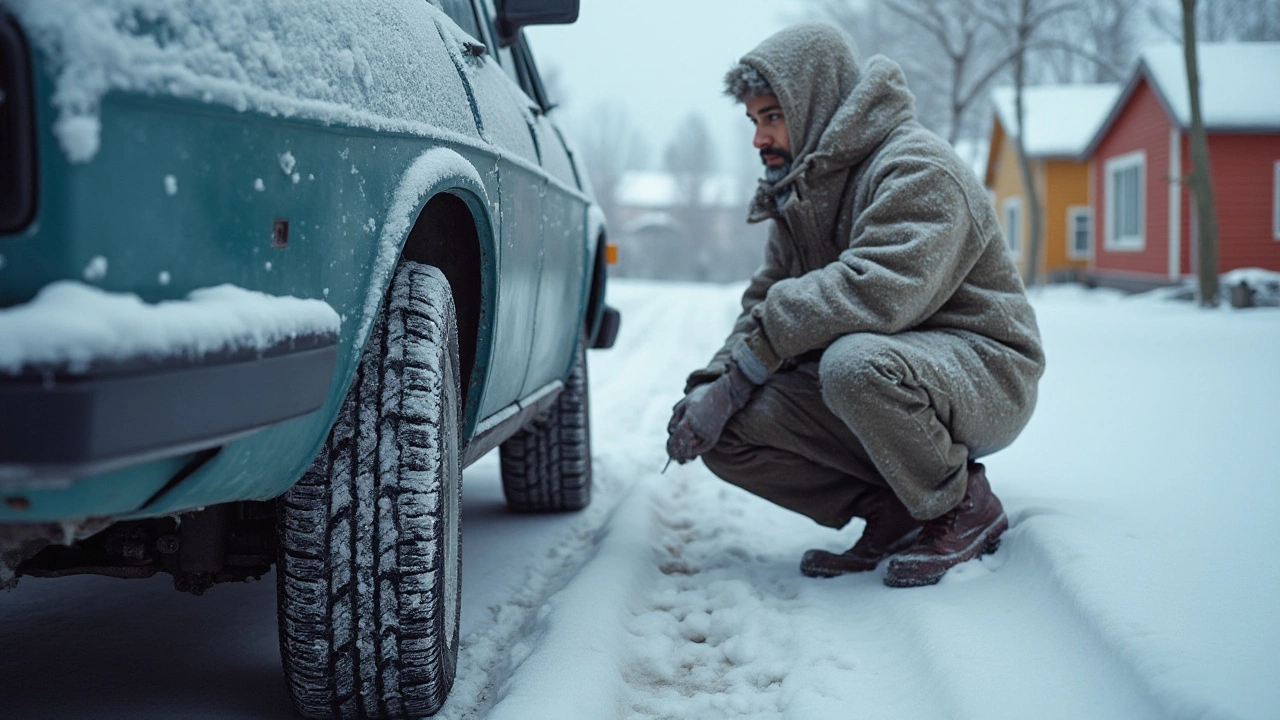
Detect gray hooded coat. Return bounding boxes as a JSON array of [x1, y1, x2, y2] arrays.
[[691, 24, 1043, 395], [690, 24, 1045, 522]]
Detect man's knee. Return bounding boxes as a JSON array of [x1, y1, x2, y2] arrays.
[[818, 333, 908, 414]]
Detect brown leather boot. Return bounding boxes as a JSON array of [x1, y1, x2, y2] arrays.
[[884, 462, 1007, 588], [800, 487, 921, 577]]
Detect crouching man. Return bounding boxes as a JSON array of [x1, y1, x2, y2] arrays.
[[666, 23, 1045, 587]]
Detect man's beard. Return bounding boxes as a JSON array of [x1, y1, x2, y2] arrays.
[[761, 147, 793, 184]]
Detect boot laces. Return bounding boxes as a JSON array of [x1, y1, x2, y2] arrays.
[[921, 507, 959, 544]]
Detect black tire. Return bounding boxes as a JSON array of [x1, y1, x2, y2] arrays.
[[277, 262, 463, 720], [498, 339, 592, 512]]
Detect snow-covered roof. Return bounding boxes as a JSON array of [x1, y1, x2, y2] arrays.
[[622, 211, 680, 235], [991, 84, 1121, 159], [615, 171, 748, 209], [1085, 42, 1280, 156], [1141, 43, 1280, 130]]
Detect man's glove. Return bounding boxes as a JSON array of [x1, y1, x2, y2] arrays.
[[666, 341, 771, 463]]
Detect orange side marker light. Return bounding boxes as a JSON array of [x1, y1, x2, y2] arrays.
[[605, 243, 619, 266]]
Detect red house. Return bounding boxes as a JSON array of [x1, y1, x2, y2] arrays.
[[1084, 43, 1280, 291]]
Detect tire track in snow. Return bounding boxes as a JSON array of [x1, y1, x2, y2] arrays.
[[620, 471, 794, 718], [440, 283, 747, 712], [439, 281, 743, 718], [436, 468, 637, 720], [615, 465, 954, 720]]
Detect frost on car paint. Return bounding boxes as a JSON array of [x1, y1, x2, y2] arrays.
[[0, 281, 340, 374], [4, 0, 480, 163], [277, 151, 296, 176], [81, 255, 108, 281]]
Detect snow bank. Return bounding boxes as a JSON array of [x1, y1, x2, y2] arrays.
[[3, 0, 481, 163], [1131, 268, 1280, 307], [0, 281, 339, 374], [1222, 267, 1280, 306]]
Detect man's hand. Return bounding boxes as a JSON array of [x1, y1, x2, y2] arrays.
[[666, 362, 759, 464]]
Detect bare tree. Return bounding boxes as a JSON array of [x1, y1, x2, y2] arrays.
[[808, 0, 901, 58], [1180, 0, 1220, 307], [807, 0, 966, 138], [1150, 0, 1280, 41], [1235, 0, 1280, 40], [664, 114, 720, 279], [970, 0, 1078, 288], [879, 0, 1020, 144], [1040, 0, 1137, 82], [575, 102, 649, 229]]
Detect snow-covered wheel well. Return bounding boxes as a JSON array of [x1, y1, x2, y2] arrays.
[[400, 191, 485, 412]]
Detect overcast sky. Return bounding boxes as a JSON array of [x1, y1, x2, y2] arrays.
[[526, 0, 805, 174]]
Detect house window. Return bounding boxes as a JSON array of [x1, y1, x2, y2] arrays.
[[1068, 206, 1092, 258], [1105, 151, 1145, 250], [1273, 161, 1280, 240], [1002, 196, 1022, 257]]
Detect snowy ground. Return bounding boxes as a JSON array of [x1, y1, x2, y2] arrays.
[[2, 279, 1278, 719]]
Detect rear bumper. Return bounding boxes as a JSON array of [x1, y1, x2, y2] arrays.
[[0, 333, 337, 489]]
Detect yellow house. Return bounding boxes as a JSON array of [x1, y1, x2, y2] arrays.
[[985, 84, 1120, 282]]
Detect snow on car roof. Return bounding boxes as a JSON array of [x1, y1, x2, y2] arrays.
[[4, 0, 484, 163], [991, 84, 1121, 159]]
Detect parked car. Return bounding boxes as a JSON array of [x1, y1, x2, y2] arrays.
[[0, 0, 619, 717]]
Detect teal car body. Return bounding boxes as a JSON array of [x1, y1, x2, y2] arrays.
[[0, 0, 612, 526]]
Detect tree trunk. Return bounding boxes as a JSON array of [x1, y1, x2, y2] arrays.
[[1182, 0, 1220, 307], [1012, 4, 1044, 288]]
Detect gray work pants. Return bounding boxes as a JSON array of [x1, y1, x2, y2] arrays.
[[702, 330, 1038, 526]]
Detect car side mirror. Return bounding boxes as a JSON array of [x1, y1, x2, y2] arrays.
[[496, 0, 579, 47]]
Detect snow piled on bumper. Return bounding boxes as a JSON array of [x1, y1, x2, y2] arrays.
[[0, 280, 339, 374]]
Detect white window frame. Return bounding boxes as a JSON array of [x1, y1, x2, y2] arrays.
[[1067, 205, 1092, 260], [1002, 196, 1022, 258], [1105, 150, 1146, 251], [1273, 161, 1280, 241]]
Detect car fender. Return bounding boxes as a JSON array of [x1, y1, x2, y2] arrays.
[[343, 147, 498, 440]]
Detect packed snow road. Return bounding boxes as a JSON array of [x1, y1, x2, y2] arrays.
[[2, 280, 1278, 719]]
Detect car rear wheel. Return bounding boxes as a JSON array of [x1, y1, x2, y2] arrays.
[[498, 339, 592, 512], [277, 261, 462, 719]]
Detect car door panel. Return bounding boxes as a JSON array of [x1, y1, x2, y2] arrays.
[[523, 111, 586, 393], [437, 11, 546, 418]]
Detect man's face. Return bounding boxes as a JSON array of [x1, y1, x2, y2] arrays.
[[746, 94, 792, 169]]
